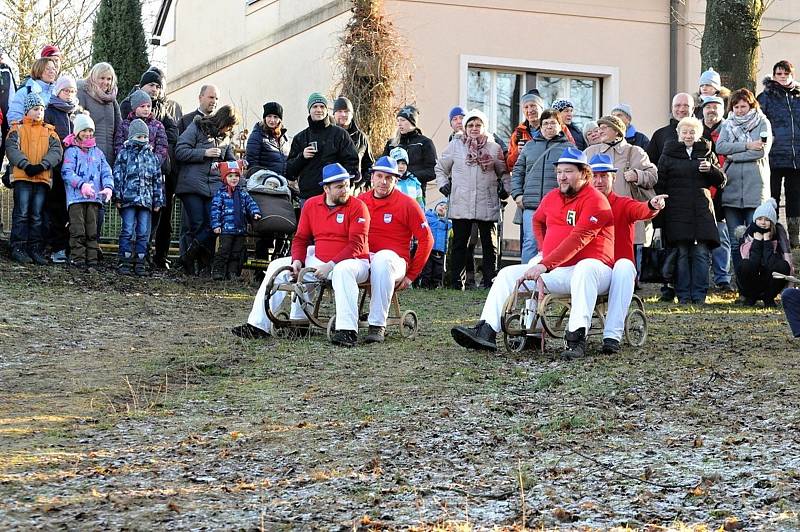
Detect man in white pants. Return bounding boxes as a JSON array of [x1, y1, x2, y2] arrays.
[[451, 147, 615, 358], [586, 154, 667, 353], [232, 163, 371, 347], [358, 156, 434, 343]]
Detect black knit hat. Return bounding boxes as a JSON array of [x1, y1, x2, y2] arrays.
[[262, 101, 283, 119], [397, 105, 418, 127], [333, 97, 353, 113], [140, 68, 163, 87]]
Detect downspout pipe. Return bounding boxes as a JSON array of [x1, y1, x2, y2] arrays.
[[669, 0, 679, 99]]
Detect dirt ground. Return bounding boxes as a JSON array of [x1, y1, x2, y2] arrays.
[[0, 259, 799, 531]]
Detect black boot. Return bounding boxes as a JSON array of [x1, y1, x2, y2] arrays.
[[11, 246, 32, 264], [211, 254, 226, 281], [561, 327, 587, 359], [29, 247, 48, 265], [118, 253, 133, 275], [134, 254, 148, 276], [451, 320, 497, 351], [179, 239, 202, 275]]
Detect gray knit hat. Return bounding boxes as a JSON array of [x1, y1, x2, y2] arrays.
[[611, 103, 633, 121], [127, 119, 149, 141], [130, 89, 152, 112], [520, 90, 544, 108], [698, 68, 721, 90], [753, 198, 778, 225]]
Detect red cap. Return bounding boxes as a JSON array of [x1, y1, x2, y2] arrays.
[[219, 160, 244, 182], [41, 45, 61, 58]]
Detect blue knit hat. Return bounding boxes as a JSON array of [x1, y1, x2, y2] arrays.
[[753, 198, 778, 225], [319, 163, 352, 186], [130, 89, 152, 111], [698, 68, 721, 90], [449, 106, 465, 122], [551, 99, 574, 112], [24, 92, 45, 114]]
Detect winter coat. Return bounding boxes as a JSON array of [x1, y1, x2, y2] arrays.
[[435, 137, 507, 221], [703, 120, 726, 222], [346, 118, 373, 183], [625, 125, 650, 150], [383, 129, 438, 185], [286, 115, 359, 199], [584, 139, 658, 244], [757, 77, 800, 169], [507, 121, 539, 170], [5, 117, 62, 187], [655, 139, 726, 248], [120, 90, 181, 174], [567, 123, 587, 150], [210, 186, 261, 235], [44, 96, 77, 141], [425, 208, 452, 253], [6, 78, 53, 123], [510, 131, 573, 210], [646, 118, 679, 171], [716, 111, 772, 210], [76, 79, 122, 165], [114, 112, 169, 165], [113, 140, 165, 210], [396, 171, 424, 209], [175, 118, 236, 198], [245, 121, 290, 175], [178, 109, 203, 135], [738, 221, 793, 275], [61, 143, 113, 207]]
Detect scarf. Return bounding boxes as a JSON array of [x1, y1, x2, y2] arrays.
[[561, 124, 576, 145], [722, 108, 762, 143], [63, 133, 97, 149], [84, 77, 118, 104], [463, 133, 494, 171], [49, 95, 77, 113]]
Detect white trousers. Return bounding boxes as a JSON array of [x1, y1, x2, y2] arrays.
[[479, 256, 611, 334], [247, 246, 369, 333], [368, 249, 407, 326], [603, 258, 637, 342]]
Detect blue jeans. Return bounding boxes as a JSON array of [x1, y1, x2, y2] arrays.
[[10, 180, 48, 250], [675, 242, 710, 303], [711, 222, 731, 285], [119, 206, 152, 257], [724, 207, 756, 273], [520, 208, 538, 264], [180, 193, 215, 250]]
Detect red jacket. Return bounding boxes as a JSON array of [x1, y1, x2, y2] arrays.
[[533, 183, 614, 270], [291, 195, 370, 264], [359, 189, 434, 281], [608, 192, 659, 263], [506, 122, 535, 170]]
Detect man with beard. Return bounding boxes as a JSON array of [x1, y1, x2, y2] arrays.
[[332, 96, 373, 191]]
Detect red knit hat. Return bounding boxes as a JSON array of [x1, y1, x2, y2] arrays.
[[41, 45, 61, 58], [219, 160, 244, 182]]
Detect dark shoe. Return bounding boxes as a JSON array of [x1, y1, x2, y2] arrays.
[[231, 323, 271, 339], [451, 320, 497, 351], [134, 255, 148, 277], [331, 329, 358, 348], [691, 298, 706, 305], [70, 259, 86, 269], [153, 255, 171, 270], [561, 327, 587, 359], [744, 297, 758, 307], [118, 255, 133, 275], [764, 298, 777, 308], [29, 248, 47, 265], [11, 247, 32, 264], [364, 325, 385, 344], [211, 267, 225, 281], [715, 282, 735, 293], [659, 286, 676, 303], [601, 337, 621, 355]]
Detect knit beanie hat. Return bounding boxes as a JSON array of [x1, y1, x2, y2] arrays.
[[73, 113, 95, 133], [551, 99, 574, 112], [449, 106, 465, 122], [389, 146, 409, 164], [127, 118, 149, 140], [307, 92, 328, 111], [397, 105, 419, 127], [262, 101, 283, 119], [40, 44, 61, 58], [753, 198, 778, 225], [130, 89, 152, 111], [219, 160, 244, 182], [140, 68, 164, 87], [597, 115, 626, 139], [53, 74, 77, 96], [333, 96, 354, 113], [611, 103, 633, 121], [24, 93, 45, 114], [520, 89, 544, 108], [698, 68, 722, 90]]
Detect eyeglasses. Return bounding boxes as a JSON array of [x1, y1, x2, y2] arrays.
[[541, 120, 559, 127]]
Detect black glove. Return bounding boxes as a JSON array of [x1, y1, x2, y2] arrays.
[[24, 164, 44, 176], [439, 183, 451, 197]]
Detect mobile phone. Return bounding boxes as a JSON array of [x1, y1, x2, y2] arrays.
[[309, 141, 318, 151]]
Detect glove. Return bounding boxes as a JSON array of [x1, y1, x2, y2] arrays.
[[80, 183, 96, 199], [24, 163, 44, 177], [439, 183, 452, 197], [99, 188, 113, 203]]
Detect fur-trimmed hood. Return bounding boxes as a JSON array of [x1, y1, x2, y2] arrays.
[[761, 75, 800, 96]]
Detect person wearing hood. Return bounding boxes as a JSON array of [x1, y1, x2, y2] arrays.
[[757, 60, 800, 247], [286, 92, 359, 203], [333, 96, 373, 189], [382, 105, 437, 198], [611, 104, 650, 150], [692, 68, 731, 120]]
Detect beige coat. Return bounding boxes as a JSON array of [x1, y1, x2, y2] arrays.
[[584, 140, 658, 244], [435, 138, 508, 221]]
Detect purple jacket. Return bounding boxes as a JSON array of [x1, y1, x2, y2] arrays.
[[113, 112, 168, 166]]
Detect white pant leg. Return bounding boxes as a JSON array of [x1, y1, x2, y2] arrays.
[[247, 256, 293, 333], [479, 262, 533, 332], [603, 259, 637, 342], [541, 258, 611, 333], [331, 258, 370, 331], [368, 250, 407, 326]]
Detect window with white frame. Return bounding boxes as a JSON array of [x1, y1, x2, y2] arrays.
[[467, 66, 600, 142]]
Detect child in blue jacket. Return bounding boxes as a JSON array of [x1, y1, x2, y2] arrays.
[[61, 113, 113, 268], [419, 198, 452, 288], [113, 119, 165, 276], [210, 160, 261, 280]]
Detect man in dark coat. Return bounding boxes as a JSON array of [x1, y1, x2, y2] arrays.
[[286, 92, 360, 204], [332, 96, 373, 190]]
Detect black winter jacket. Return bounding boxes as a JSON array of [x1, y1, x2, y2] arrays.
[[286, 115, 359, 199], [383, 129, 437, 185], [346, 119, 373, 183], [646, 118, 679, 169], [44, 96, 76, 142], [655, 139, 726, 248], [245, 121, 289, 175]]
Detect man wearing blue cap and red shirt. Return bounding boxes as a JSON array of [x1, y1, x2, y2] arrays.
[[359, 156, 434, 343], [233, 163, 370, 347], [451, 147, 613, 358]]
